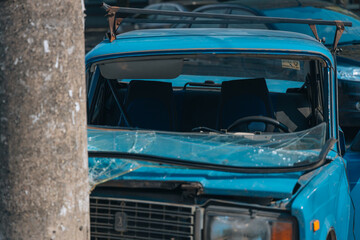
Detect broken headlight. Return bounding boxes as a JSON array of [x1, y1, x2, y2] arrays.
[[205, 206, 297, 240]]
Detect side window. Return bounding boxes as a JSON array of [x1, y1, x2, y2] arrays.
[[191, 8, 228, 28], [228, 9, 268, 29]]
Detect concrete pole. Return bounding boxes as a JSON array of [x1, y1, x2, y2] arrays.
[[0, 0, 89, 239]]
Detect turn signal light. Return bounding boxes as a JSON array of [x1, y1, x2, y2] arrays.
[[312, 220, 320, 232]]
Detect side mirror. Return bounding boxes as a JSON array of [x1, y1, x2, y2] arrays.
[[339, 129, 346, 156], [351, 130, 360, 152]]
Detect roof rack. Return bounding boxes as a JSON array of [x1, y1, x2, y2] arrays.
[[101, 2, 352, 52]]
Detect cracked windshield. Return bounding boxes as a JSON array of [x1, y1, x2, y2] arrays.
[[88, 54, 328, 184]]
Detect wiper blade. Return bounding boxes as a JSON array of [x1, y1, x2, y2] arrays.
[[191, 126, 225, 134], [88, 138, 337, 174]]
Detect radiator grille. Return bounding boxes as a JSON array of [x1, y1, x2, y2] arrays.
[[90, 196, 196, 240]]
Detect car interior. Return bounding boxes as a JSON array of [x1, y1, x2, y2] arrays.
[[88, 55, 325, 134]]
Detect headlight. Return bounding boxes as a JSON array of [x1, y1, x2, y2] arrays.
[[337, 65, 360, 81], [205, 206, 296, 240]]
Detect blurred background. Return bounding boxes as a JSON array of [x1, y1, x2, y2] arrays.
[[85, 0, 217, 52], [84, 0, 360, 52]]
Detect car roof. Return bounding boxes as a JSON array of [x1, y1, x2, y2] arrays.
[[86, 28, 333, 65]]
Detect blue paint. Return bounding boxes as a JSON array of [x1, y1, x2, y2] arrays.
[[85, 29, 333, 65], [344, 147, 360, 239], [291, 158, 351, 239], [262, 6, 360, 46], [184, 1, 360, 128], [86, 26, 358, 239], [107, 165, 302, 199]]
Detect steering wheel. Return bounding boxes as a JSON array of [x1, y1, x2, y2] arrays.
[[227, 116, 290, 133]]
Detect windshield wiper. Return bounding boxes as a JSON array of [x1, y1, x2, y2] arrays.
[[88, 138, 336, 174], [191, 126, 225, 134]]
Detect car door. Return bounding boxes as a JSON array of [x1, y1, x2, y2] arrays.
[[345, 131, 360, 239]]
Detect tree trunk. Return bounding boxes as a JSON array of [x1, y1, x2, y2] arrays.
[[0, 0, 89, 239]]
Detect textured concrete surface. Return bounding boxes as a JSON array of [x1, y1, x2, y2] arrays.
[[0, 1, 89, 239]]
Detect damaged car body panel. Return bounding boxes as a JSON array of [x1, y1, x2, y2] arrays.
[[85, 8, 356, 240], [291, 158, 351, 239]]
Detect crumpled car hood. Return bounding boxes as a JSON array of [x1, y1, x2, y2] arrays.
[[98, 165, 303, 199]]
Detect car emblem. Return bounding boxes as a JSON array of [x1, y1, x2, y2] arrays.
[[114, 212, 127, 232]]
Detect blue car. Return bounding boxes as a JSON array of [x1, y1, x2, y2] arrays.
[[185, 0, 360, 133], [86, 7, 359, 240]]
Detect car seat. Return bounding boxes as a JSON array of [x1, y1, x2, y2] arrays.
[[124, 80, 174, 131], [217, 78, 275, 131]]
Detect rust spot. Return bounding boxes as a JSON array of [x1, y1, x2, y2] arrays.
[[309, 24, 320, 41], [332, 21, 345, 52]]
